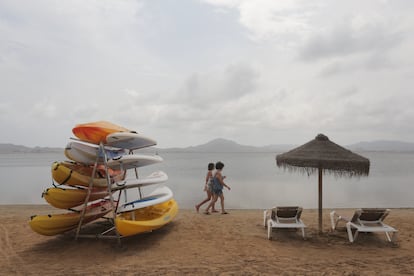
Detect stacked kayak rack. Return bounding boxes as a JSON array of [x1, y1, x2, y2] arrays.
[[29, 121, 178, 242]]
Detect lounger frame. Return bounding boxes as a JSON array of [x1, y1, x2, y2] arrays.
[[330, 209, 398, 243], [264, 206, 306, 240]]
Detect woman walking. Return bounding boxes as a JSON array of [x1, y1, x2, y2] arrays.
[[195, 163, 217, 212], [204, 161, 230, 215]]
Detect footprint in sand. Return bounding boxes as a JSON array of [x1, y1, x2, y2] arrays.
[[0, 224, 27, 274]]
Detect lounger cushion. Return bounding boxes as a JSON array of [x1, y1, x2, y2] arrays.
[[350, 208, 387, 223], [271, 207, 301, 220]]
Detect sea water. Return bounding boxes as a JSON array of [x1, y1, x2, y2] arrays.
[[0, 151, 413, 209]]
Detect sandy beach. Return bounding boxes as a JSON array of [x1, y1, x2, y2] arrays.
[[1, 205, 413, 275]]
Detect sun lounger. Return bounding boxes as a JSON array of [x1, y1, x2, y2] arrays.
[[264, 206, 306, 240], [330, 208, 398, 243]]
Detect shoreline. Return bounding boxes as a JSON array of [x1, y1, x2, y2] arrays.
[[1, 206, 414, 275], [3, 204, 414, 210]]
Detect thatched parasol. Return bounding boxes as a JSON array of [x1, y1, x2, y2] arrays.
[[276, 134, 370, 232]]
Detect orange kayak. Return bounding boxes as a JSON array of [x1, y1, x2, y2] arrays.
[[72, 121, 130, 144]]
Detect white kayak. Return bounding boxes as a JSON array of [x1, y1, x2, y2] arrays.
[[107, 154, 163, 170], [64, 141, 125, 165], [117, 186, 173, 213], [105, 132, 157, 150], [112, 171, 168, 191]]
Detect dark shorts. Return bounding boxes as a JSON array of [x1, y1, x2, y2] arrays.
[[212, 177, 223, 195], [213, 188, 223, 196]]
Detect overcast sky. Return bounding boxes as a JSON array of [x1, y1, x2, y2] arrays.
[[1, 0, 413, 148]]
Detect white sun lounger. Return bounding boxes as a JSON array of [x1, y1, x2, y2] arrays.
[[330, 208, 398, 243], [264, 206, 306, 240]]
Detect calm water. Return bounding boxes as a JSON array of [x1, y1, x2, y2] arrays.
[[0, 151, 413, 209]]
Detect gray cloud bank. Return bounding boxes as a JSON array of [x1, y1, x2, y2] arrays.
[[1, 0, 414, 147]]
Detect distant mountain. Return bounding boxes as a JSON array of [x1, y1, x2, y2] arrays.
[[162, 138, 414, 153], [159, 138, 295, 153], [2, 139, 414, 154], [187, 138, 258, 152], [348, 140, 414, 152], [0, 143, 62, 153]]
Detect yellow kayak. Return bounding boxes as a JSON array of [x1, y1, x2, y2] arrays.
[[115, 199, 178, 237], [51, 161, 124, 188], [42, 186, 109, 209], [29, 200, 113, 236], [72, 121, 129, 144]]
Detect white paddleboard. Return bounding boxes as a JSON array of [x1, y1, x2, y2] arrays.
[[105, 132, 157, 150], [112, 171, 168, 191], [107, 154, 163, 170], [117, 186, 173, 213], [65, 141, 126, 165]]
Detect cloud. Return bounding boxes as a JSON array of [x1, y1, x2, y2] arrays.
[[151, 62, 314, 141], [174, 62, 259, 108], [204, 0, 410, 77], [318, 53, 396, 77], [300, 16, 404, 62], [0, 0, 155, 83], [115, 62, 297, 144], [31, 99, 57, 118], [0, 102, 12, 119], [203, 0, 316, 42], [1, 0, 414, 148]]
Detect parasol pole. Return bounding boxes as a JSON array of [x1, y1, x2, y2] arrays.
[[318, 167, 323, 233]]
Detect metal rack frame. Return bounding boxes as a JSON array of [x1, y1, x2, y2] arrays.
[[74, 142, 122, 243]]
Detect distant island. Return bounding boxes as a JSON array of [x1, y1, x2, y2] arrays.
[[163, 138, 414, 153], [159, 138, 295, 153], [0, 143, 63, 154], [1, 138, 414, 154], [347, 140, 414, 152]]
